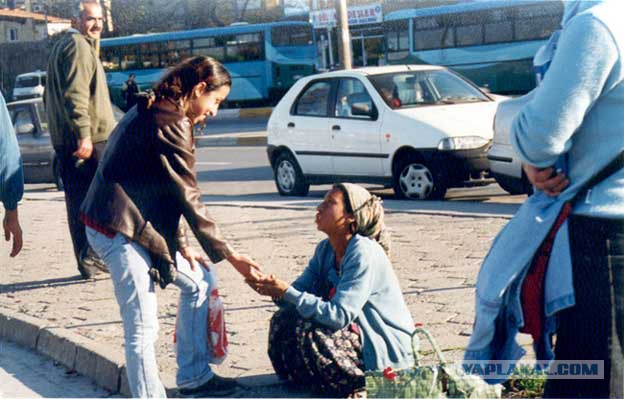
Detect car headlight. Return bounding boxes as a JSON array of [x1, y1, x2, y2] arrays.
[[437, 136, 490, 151]]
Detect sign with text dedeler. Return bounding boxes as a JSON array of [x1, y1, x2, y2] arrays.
[[310, 3, 383, 29]]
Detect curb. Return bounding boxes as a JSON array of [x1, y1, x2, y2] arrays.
[[0, 308, 177, 397], [195, 134, 267, 147]]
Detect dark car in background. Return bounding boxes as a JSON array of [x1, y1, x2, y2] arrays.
[[7, 98, 61, 190], [7, 98, 125, 191]]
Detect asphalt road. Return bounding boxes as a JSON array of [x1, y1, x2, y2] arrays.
[[201, 116, 268, 135], [193, 145, 527, 217], [0, 340, 115, 398]]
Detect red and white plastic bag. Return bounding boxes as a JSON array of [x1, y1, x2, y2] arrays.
[[174, 265, 228, 364]]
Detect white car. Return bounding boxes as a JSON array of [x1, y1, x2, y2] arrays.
[[267, 65, 507, 200], [487, 94, 534, 195], [13, 71, 46, 101]]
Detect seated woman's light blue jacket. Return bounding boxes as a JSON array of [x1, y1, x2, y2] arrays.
[[465, 0, 624, 382], [283, 234, 415, 371]]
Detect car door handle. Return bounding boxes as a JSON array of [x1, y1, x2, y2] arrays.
[[287, 122, 295, 128], [332, 125, 341, 131]]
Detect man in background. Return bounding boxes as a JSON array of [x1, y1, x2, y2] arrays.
[[45, 0, 115, 278], [121, 73, 139, 111]]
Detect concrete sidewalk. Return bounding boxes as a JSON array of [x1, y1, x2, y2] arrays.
[[0, 190, 533, 397]]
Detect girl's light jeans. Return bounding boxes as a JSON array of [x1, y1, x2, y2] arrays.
[[86, 227, 215, 398]]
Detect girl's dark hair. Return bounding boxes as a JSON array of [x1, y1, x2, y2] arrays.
[[153, 56, 231, 103]]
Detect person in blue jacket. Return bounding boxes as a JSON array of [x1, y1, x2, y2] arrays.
[[466, 1, 624, 398], [0, 92, 24, 258], [249, 183, 415, 397]]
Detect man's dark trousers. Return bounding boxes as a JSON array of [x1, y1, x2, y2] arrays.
[[56, 141, 106, 269]]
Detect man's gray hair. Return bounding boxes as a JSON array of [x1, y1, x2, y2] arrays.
[[72, 0, 101, 19]]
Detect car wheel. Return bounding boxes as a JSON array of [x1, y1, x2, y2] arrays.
[[273, 152, 309, 196], [53, 157, 64, 191], [393, 155, 447, 200], [493, 172, 533, 196]]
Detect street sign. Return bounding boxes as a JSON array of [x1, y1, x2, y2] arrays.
[[310, 3, 383, 29]]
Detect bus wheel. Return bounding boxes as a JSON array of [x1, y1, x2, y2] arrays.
[[393, 154, 447, 200], [273, 152, 309, 196]]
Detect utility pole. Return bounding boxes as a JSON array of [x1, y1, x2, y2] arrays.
[[101, 0, 113, 33], [334, 0, 351, 70]]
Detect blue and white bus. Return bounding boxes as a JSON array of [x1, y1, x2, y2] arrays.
[[384, 0, 563, 94], [100, 21, 316, 108]]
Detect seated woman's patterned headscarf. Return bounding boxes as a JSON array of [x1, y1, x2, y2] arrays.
[[334, 183, 391, 255]]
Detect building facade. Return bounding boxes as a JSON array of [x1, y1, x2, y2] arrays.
[[0, 8, 69, 43]]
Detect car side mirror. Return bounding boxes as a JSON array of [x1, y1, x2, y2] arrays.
[[351, 102, 377, 119], [15, 122, 35, 135]]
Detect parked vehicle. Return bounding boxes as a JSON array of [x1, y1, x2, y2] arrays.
[[487, 95, 534, 195], [12, 71, 46, 101], [267, 65, 507, 200], [7, 98, 125, 190], [7, 98, 61, 189], [100, 21, 316, 109], [383, 0, 563, 95]]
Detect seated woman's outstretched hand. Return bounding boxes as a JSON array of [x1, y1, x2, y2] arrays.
[[248, 274, 289, 299], [227, 252, 262, 281]]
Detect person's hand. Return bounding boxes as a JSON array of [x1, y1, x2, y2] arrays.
[[3, 208, 23, 257], [523, 164, 569, 197], [248, 274, 289, 299], [73, 137, 94, 160], [227, 252, 262, 281], [179, 246, 208, 271]]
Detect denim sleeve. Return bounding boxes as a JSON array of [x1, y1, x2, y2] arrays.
[[283, 244, 374, 330], [0, 94, 24, 211], [511, 15, 619, 167]]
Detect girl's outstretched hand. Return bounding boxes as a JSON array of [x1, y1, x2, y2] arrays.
[[227, 252, 263, 281]]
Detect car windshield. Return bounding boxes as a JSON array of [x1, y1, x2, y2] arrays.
[[368, 69, 489, 109], [16, 76, 40, 88]]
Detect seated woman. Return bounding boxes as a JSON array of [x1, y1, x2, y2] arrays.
[[249, 183, 415, 397]]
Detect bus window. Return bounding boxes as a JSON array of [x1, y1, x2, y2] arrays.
[[193, 37, 225, 61], [140, 42, 161, 68], [162, 40, 191, 67], [515, 16, 561, 41], [271, 25, 312, 46], [120, 44, 140, 70], [101, 48, 120, 71], [456, 24, 482, 47], [413, 17, 454, 51], [384, 20, 409, 61], [484, 21, 513, 44], [224, 33, 264, 62], [514, 4, 562, 41]]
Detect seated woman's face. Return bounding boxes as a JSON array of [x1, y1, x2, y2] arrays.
[[316, 188, 351, 236]]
